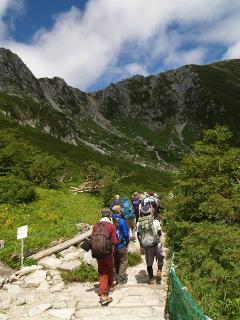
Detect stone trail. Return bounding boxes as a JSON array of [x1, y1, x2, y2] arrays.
[[0, 240, 168, 320]]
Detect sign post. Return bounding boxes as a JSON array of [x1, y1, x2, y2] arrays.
[[0, 240, 4, 249], [17, 225, 28, 269]]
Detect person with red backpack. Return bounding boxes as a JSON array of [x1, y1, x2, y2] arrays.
[[91, 208, 118, 306]]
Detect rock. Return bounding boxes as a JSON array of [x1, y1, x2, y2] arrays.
[[81, 251, 97, 269], [9, 274, 19, 283], [2, 283, 22, 296], [58, 260, 81, 272], [39, 256, 62, 269], [63, 251, 82, 262], [36, 279, 49, 292], [50, 282, 64, 293], [15, 265, 43, 277], [48, 308, 75, 320], [15, 296, 26, 306], [52, 274, 62, 284], [28, 303, 52, 317], [23, 270, 46, 288], [59, 246, 77, 258], [52, 300, 67, 309], [0, 299, 11, 312]]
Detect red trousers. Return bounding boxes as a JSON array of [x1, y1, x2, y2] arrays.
[[97, 254, 114, 296]]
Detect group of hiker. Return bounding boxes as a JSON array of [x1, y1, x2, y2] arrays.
[[90, 192, 164, 306]]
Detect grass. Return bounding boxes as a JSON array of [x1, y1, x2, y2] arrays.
[[0, 188, 102, 268], [128, 252, 142, 266], [61, 262, 98, 283]]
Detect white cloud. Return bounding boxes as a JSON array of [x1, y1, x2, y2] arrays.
[[0, 0, 24, 38], [0, 0, 240, 90], [224, 41, 240, 59]]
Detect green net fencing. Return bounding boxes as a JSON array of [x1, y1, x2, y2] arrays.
[[167, 258, 212, 320]]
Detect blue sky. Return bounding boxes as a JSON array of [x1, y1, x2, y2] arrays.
[[0, 0, 240, 91]]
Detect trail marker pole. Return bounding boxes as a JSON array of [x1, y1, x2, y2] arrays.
[[17, 225, 28, 269], [0, 240, 4, 249]]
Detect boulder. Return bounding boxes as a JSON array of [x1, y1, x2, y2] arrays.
[[15, 265, 42, 277], [28, 303, 52, 317], [23, 270, 46, 288], [58, 260, 81, 272], [63, 251, 82, 262], [59, 246, 77, 258], [50, 282, 64, 293], [39, 256, 62, 269], [48, 308, 75, 320], [81, 251, 97, 269]]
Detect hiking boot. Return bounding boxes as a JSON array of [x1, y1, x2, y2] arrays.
[[148, 278, 155, 285], [100, 294, 113, 306], [156, 270, 162, 284]]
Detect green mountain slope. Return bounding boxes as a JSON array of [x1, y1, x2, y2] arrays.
[[0, 47, 239, 171]]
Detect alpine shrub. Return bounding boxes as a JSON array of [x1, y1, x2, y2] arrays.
[[0, 176, 36, 204]]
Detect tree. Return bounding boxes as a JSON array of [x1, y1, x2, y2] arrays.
[[174, 125, 240, 224]]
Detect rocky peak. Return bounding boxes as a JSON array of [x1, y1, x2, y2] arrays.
[[0, 48, 45, 101]]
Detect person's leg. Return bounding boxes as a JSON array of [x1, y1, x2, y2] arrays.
[[145, 247, 155, 284], [156, 245, 164, 283], [98, 256, 114, 305], [97, 259, 109, 296], [114, 250, 120, 277], [117, 246, 128, 283]]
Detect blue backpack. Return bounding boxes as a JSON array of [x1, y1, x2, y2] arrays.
[[122, 197, 135, 219]]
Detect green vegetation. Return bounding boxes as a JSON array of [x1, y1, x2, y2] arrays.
[[0, 189, 102, 268], [61, 262, 98, 283], [128, 252, 142, 266], [165, 126, 240, 320], [0, 176, 36, 204], [0, 128, 67, 189]]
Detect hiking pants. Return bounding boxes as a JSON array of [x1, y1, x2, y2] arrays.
[[114, 246, 128, 282], [144, 245, 164, 278], [97, 254, 114, 296]]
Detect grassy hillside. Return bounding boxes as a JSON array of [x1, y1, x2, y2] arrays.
[[0, 113, 173, 191], [0, 189, 102, 268]]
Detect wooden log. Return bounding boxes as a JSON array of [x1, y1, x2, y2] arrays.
[[29, 228, 92, 261]]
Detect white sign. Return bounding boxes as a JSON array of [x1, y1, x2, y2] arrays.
[[17, 225, 28, 240], [0, 240, 4, 249]]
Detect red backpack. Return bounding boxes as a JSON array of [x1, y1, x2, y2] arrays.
[[91, 222, 112, 259]]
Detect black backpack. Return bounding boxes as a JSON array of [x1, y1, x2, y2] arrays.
[[91, 222, 112, 259]]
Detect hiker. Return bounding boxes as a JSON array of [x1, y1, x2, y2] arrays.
[[137, 204, 164, 284], [112, 205, 129, 285], [91, 208, 118, 306], [121, 196, 136, 240], [132, 191, 140, 223], [110, 194, 122, 210]]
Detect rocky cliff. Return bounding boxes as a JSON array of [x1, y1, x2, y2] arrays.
[[0, 47, 239, 169]]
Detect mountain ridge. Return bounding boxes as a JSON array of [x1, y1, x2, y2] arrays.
[[0, 47, 239, 170]]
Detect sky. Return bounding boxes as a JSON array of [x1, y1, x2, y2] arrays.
[[0, 0, 240, 92]]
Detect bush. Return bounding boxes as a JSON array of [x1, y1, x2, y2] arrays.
[[61, 262, 98, 283], [0, 176, 36, 204], [128, 252, 142, 266]]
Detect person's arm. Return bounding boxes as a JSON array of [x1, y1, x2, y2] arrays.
[[154, 220, 162, 237], [110, 224, 118, 246]]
